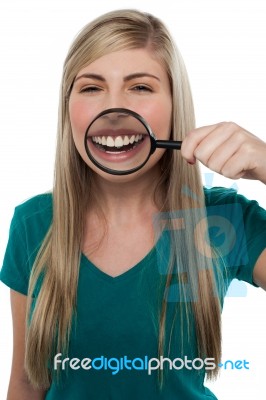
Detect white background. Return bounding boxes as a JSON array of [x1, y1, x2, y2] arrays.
[[0, 0, 266, 399]]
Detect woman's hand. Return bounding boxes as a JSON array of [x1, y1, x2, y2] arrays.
[[181, 122, 266, 184]]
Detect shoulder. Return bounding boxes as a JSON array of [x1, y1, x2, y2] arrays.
[[204, 186, 244, 206], [14, 192, 52, 216], [1, 193, 53, 294], [203, 186, 266, 227], [9, 192, 53, 244], [12, 192, 53, 231], [203, 186, 265, 213]]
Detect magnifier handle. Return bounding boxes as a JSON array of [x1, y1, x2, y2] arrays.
[[156, 140, 182, 150]]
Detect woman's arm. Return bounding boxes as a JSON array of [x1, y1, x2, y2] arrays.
[[253, 248, 266, 290], [181, 122, 266, 290], [7, 289, 47, 400]]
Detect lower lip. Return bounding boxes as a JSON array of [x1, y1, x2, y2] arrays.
[[88, 136, 150, 163]]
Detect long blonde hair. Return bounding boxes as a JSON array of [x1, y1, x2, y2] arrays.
[[25, 9, 224, 388]]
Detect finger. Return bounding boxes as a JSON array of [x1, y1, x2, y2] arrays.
[[181, 122, 229, 163], [181, 123, 221, 163], [193, 124, 242, 166], [218, 150, 252, 180], [204, 132, 245, 172]]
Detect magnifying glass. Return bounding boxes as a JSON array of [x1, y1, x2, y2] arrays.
[[84, 108, 182, 175]]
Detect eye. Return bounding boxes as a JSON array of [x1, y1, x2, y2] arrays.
[[79, 86, 102, 94], [131, 85, 153, 92]]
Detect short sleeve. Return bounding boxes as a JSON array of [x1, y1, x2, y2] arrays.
[[236, 195, 266, 285], [0, 193, 52, 295], [204, 187, 266, 288], [0, 209, 31, 295]]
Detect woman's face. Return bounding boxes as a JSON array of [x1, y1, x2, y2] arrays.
[[69, 48, 172, 180]]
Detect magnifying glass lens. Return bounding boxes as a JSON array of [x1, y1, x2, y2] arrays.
[[85, 110, 152, 174]]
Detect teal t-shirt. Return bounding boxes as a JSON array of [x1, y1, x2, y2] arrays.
[[1, 187, 266, 399]]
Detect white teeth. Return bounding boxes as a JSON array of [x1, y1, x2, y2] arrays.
[[92, 134, 143, 148], [123, 135, 130, 145], [114, 136, 124, 148], [129, 135, 135, 144], [106, 136, 115, 147]]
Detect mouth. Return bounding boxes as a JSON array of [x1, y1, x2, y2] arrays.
[[91, 134, 144, 153]]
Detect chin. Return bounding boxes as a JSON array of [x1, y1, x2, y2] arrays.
[[90, 162, 161, 184]]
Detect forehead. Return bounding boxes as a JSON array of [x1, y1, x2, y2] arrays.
[[76, 48, 168, 79]]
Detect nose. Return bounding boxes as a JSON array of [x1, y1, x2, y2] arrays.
[[102, 91, 129, 112], [100, 91, 130, 124], [100, 109, 129, 127]]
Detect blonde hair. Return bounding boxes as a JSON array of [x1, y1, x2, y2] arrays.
[[25, 9, 224, 389]]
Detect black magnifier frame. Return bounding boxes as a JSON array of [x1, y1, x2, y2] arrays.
[[84, 108, 182, 175]]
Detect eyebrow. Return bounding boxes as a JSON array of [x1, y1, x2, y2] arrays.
[[124, 73, 160, 82], [74, 73, 105, 82], [74, 72, 160, 82]]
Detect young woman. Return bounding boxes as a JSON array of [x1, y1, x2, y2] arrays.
[[1, 9, 266, 400]]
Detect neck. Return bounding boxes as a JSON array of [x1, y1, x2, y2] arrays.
[[89, 166, 163, 225]]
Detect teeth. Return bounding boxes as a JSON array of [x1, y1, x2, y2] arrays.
[[129, 135, 135, 144], [106, 136, 115, 147], [114, 136, 124, 148], [123, 135, 130, 145], [92, 134, 143, 148]]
